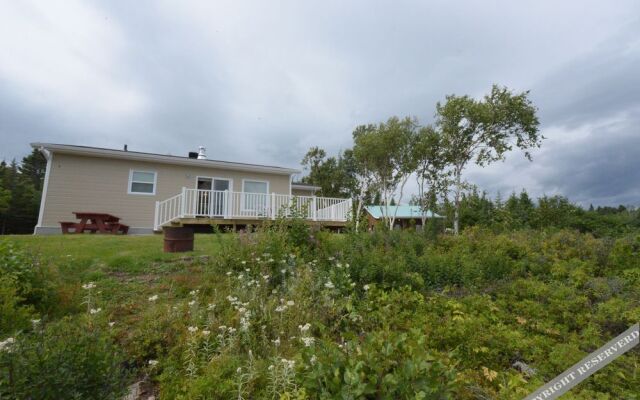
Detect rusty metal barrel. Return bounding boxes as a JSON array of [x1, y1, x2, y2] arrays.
[[163, 227, 194, 252]]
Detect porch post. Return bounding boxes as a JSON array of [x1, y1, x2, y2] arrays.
[[271, 192, 276, 219], [180, 187, 186, 217], [224, 190, 229, 219], [312, 196, 317, 221]]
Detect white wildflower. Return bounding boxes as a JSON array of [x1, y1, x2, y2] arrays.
[[188, 300, 196, 306], [82, 282, 96, 290], [310, 355, 317, 364], [363, 284, 370, 291], [188, 326, 198, 333], [31, 319, 41, 326], [301, 337, 315, 347], [148, 359, 159, 366], [298, 323, 311, 333], [286, 300, 295, 307], [148, 295, 159, 302], [0, 337, 15, 353], [89, 308, 101, 314], [189, 289, 199, 296], [272, 337, 281, 347], [226, 271, 232, 276], [280, 269, 286, 274], [237, 367, 242, 373], [275, 305, 287, 312], [324, 280, 335, 289], [202, 330, 211, 336], [207, 303, 216, 310], [109, 322, 115, 327]]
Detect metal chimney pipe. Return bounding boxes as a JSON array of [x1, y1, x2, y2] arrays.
[[197, 146, 207, 160]]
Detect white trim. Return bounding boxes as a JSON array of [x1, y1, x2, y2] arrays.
[[128, 169, 157, 195], [30, 143, 300, 175], [34, 148, 52, 233]]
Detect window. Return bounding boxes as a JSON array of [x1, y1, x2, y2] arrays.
[[242, 179, 269, 213], [128, 170, 157, 195], [243, 180, 268, 194]]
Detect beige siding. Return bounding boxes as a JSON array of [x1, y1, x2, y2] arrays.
[[41, 153, 292, 229]]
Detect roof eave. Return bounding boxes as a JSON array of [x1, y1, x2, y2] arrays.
[[30, 143, 300, 175]]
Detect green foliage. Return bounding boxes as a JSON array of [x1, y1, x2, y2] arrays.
[[0, 317, 128, 399], [0, 149, 46, 234], [3, 228, 639, 398]]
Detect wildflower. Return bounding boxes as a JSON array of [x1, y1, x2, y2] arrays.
[[228, 327, 237, 334], [188, 300, 196, 306], [363, 284, 370, 291], [237, 367, 242, 373], [227, 295, 238, 303], [218, 325, 227, 331], [238, 274, 244, 280], [202, 330, 211, 336], [268, 258, 274, 263], [148, 360, 159, 366], [310, 355, 317, 364], [0, 337, 16, 353], [189, 289, 199, 296], [82, 282, 96, 290], [301, 337, 315, 347], [31, 319, 41, 326], [207, 303, 216, 311], [268, 364, 274, 371], [108, 322, 115, 327], [262, 274, 270, 281], [324, 280, 335, 289], [238, 307, 247, 314], [241, 261, 247, 265], [89, 308, 101, 314], [245, 268, 250, 272], [298, 323, 311, 333], [226, 271, 232, 276], [148, 295, 159, 302], [188, 326, 198, 333], [275, 305, 287, 312], [280, 269, 286, 274], [286, 300, 295, 306], [272, 337, 281, 347]]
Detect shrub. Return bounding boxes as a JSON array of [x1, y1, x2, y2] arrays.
[[0, 317, 129, 399]]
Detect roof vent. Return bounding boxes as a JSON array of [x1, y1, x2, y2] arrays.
[[188, 151, 198, 159], [197, 146, 207, 160]]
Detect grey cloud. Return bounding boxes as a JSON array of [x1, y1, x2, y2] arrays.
[[0, 1, 639, 206]]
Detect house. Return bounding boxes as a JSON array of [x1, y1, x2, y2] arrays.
[[364, 205, 442, 230], [31, 143, 352, 234]]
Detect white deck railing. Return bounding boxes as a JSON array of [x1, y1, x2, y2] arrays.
[[154, 188, 352, 230]]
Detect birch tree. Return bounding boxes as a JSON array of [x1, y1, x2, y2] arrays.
[[352, 117, 418, 230], [436, 85, 541, 234], [413, 125, 448, 226]]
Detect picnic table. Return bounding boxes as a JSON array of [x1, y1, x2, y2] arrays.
[[59, 212, 129, 234]]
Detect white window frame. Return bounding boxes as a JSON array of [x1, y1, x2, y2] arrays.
[[128, 169, 157, 196], [241, 179, 270, 212]]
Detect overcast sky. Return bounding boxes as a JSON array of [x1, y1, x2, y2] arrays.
[[1, 1, 639, 206]]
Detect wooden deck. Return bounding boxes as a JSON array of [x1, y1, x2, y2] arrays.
[[165, 217, 348, 231]]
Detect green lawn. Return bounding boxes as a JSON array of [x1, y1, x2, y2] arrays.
[[5, 234, 230, 318]]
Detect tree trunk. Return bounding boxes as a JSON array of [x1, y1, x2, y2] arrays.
[[390, 176, 409, 230], [454, 168, 461, 235]]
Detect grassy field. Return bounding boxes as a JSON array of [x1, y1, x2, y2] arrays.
[[1, 228, 639, 399]]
